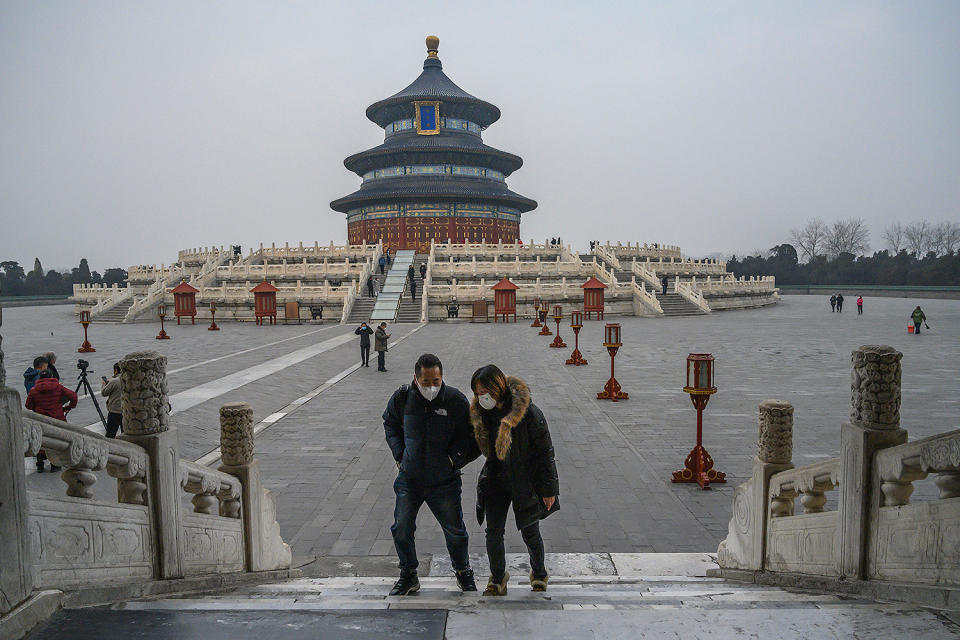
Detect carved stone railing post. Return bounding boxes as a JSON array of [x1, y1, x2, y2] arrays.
[[838, 345, 906, 579], [0, 385, 34, 614], [218, 402, 291, 572], [119, 350, 183, 579], [717, 400, 794, 571]]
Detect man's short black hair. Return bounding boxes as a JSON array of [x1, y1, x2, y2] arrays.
[[415, 353, 443, 377], [38, 369, 52, 379], [113, 362, 121, 373], [33, 356, 48, 369]]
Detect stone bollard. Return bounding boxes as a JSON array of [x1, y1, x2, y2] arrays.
[[838, 345, 906, 579], [218, 402, 291, 572], [717, 400, 795, 571], [119, 350, 183, 579]]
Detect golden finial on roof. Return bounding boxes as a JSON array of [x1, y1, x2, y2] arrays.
[[426, 35, 439, 58]]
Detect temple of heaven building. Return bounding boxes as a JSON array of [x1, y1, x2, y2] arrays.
[[330, 36, 537, 253]]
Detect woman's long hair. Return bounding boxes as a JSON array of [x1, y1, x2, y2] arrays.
[[471, 364, 509, 404]]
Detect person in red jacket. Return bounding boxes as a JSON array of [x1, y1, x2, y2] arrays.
[[25, 370, 78, 472]]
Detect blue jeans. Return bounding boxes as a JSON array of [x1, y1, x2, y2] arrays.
[[391, 473, 470, 572]]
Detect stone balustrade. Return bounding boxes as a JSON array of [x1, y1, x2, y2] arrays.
[[0, 350, 291, 612], [632, 279, 663, 316], [675, 279, 712, 313], [631, 256, 728, 276], [71, 283, 125, 303], [716, 346, 959, 604], [216, 260, 369, 281], [696, 274, 777, 295], [432, 239, 567, 260], [177, 246, 228, 264], [429, 256, 593, 279], [127, 263, 188, 284], [248, 240, 381, 262], [605, 241, 683, 260]]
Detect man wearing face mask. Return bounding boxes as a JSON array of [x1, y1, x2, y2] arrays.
[[382, 353, 480, 596]]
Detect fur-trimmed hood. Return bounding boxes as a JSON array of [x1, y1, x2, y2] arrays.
[[470, 376, 531, 461]]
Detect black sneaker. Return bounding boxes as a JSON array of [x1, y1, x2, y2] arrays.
[[455, 568, 477, 592], [389, 570, 420, 596], [49, 465, 61, 472]]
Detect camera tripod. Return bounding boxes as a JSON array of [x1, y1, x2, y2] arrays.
[[75, 365, 108, 430]]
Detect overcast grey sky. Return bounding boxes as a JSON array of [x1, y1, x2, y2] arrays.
[[2, 1, 958, 270]]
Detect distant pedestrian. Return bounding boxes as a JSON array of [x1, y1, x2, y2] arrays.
[[911, 306, 928, 335], [101, 363, 123, 438], [836, 294, 844, 313], [366, 275, 375, 298], [375, 322, 391, 371], [470, 364, 559, 595], [355, 322, 374, 367], [43, 352, 60, 381], [386, 248, 392, 266], [661, 277, 668, 295], [419, 263, 427, 280], [409, 278, 417, 301], [830, 295, 837, 312], [378, 256, 386, 275], [856, 296, 863, 315], [407, 264, 415, 282], [26, 370, 77, 472], [23, 356, 49, 394]]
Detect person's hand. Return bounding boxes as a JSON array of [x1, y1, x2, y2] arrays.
[[542, 496, 556, 509]]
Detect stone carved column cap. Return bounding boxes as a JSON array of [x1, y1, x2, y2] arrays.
[[758, 398, 793, 464], [850, 344, 902, 430], [220, 401, 254, 467], [119, 350, 170, 436]]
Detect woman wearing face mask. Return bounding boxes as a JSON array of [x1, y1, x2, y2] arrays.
[[470, 364, 559, 596]]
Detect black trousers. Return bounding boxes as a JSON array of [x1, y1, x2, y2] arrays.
[[377, 350, 386, 370], [484, 484, 546, 582], [360, 345, 370, 366], [106, 412, 123, 438]]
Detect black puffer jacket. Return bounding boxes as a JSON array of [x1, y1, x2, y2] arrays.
[[471, 376, 559, 529], [383, 382, 480, 487]]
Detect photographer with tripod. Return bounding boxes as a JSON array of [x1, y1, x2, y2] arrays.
[[25, 369, 77, 472]]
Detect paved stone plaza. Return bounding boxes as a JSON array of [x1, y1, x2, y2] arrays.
[[8, 295, 960, 562]]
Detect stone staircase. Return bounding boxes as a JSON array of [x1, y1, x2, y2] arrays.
[[47, 553, 956, 639], [347, 273, 386, 323], [395, 254, 428, 323], [656, 291, 704, 317], [93, 298, 134, 323]]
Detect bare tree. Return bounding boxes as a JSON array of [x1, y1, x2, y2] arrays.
[[789, 218, 828, 262], [882, 222, 905, 254], [930, 221, 960, 256], [824, 218, 870, 258], [904, 221, 931, 256]]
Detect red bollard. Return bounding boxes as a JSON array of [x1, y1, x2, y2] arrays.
[[566, 310, 587, 365], [156, 303, 170, 340], [208, 301, 220, 331], [672, 353, 725, 490], [77, 309, 96, 353], [597, 323, 627, 401]]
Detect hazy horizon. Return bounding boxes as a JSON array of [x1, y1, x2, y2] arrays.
[[2, 1, 959, 271]]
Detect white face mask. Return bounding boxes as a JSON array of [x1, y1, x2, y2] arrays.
[[417, 380, 441, 402], [478, 393, 496, 410]]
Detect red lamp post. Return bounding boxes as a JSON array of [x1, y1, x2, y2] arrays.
[[538, 305, 552, 336], [156, 303, 170, 340], [531, 298, 542, 327], [597, 323, 628, 401], [208, 301, 220, 331], [549, 305, 567, 348], [565, 310, 587, 365], [672, 353, 726, 490], [77, 309, 96, 353]]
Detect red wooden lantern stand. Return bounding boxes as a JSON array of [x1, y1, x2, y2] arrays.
[[492, 277, 519, 323], [581, 277, 607, 320], [171, 281, 200, 325], [549, 305, 566, 348], [156, 304, 170, 340], [597, 323, 628, 401], [208, 301, 220, 331], [672, 353, 726, 490], [538, 308, 552, 336], [531, 299, 542, 327], [77, 309, 96, 353], [565, 310, 587, 365], [251, 281, 279, 326]]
